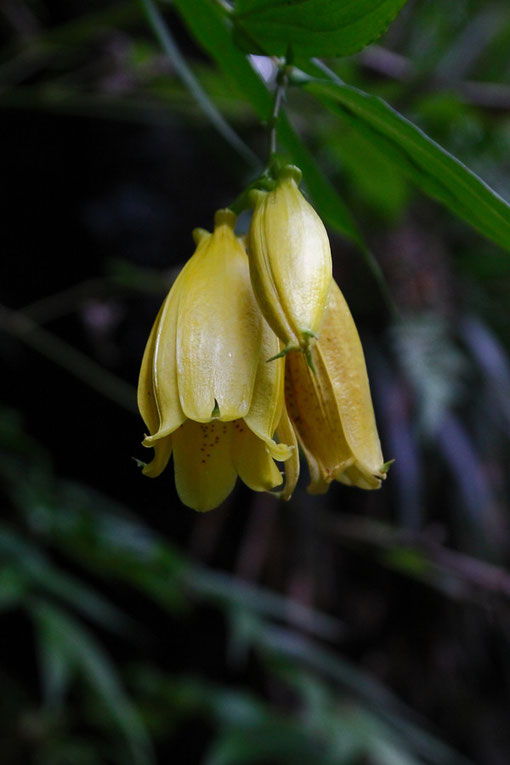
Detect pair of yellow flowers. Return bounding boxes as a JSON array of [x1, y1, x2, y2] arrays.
[[138, 166, 386, 511]]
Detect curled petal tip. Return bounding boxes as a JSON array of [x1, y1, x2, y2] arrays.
[[259, 439, 292, 462], [142, 429, 171, 447]]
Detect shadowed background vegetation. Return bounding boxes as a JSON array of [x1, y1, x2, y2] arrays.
[[2, 0, 510, 763]]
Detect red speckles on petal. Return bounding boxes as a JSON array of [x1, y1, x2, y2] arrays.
[[285, 352, 324, 443], [194, 420, 235, 466]]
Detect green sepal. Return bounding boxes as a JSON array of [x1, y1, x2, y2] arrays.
[[305, 349, 316, 374], [266, 342, 298, 363]]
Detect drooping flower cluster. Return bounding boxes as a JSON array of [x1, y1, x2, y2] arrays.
[[138, 167, 387, 511]]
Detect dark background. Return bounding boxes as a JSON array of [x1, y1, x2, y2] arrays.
[[2, 1, 510, 763]]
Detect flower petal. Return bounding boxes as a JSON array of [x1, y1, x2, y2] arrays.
[[231, 421, 283, 492], [137, 303, 163, 436], [244, 317, 291, 461], [285, 348, 353, 483], [275, 401, 300, 501], [301, 441, 332, 495], [248, 189, 296, 347], [336, 464, 382, 490], [137, 298, 177, 473], [285, 280, 385, 492], [177, 210, 262, 423], [142, 435, 173, 478], [172, 419, 237, 512], [145, 272, 188, 445], [319, 281, 384, 481]]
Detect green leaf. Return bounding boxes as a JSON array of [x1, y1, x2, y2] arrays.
[[257, 626, 470, 765], [189, 566, 344, 642], [233, 0, 409, 58], [0, 526, 133, 634], [32, 600, 155, 765], [205, 724, 324, 765], [36, 612, 73, 709], [303, 72, 510, 253], [322, 122, 409, 222], [0, 565, 28, 611]]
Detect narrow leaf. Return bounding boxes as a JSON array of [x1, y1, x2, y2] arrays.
[[32, 600, 154, 765], [303, 72, 510, 252], [258, 626, 470, 765], [0, 526, 132, 633]]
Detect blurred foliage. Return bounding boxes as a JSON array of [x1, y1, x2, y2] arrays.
[[2, 0, 510, 763], [0, 407, 474, 764]]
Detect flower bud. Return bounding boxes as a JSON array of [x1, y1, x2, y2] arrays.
[[248, 165, 332, 353]]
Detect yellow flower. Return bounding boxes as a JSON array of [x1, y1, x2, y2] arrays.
[[137, 209, 291, 512], [281, 279, 386, 496], [248, 165, 332, 354]]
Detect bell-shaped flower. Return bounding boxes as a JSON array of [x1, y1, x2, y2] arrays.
[[282, 279, 387, 495], [137, 209, 292, 512], [248, 165, 332, 354]]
